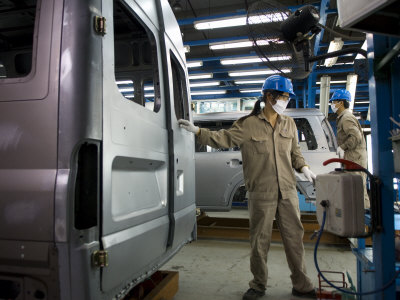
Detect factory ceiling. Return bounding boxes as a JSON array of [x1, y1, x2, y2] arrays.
[[168, 0, 369, 118]]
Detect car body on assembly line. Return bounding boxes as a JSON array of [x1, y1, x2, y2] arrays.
[[194, 109, 339, 211], [0, 0, 196, 299]]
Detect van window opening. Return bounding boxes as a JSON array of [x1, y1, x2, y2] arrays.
[[321, 119, 336, 152], [113, 0, 160, 112], [143, 79, 155, 111], [294, 118, 318, 150], [0, 0, 38, 79], [170, 51, 189, 120]]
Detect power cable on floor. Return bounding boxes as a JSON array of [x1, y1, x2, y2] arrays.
[[314, 207, 400, 296]]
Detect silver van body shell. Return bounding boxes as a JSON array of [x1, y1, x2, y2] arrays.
[[194, 109, 339, 211], [0, 1, 196, 299]]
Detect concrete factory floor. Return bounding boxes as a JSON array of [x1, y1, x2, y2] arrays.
[[163, 210, 357, 300]]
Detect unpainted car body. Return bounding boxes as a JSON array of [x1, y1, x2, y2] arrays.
[[194, 109, 339, 211], [0, 0, 196, 299]]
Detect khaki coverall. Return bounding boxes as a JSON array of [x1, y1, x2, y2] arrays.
[[336, 109, 370, 208], [197, 111, 314, 293]]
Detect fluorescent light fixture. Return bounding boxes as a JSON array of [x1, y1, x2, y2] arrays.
[[209, 39, 283, 50], [355, 101, 369, 104], [362, 128, 371, 132], [333, 62, 354, 65], [234, 79, 265, 84], [144, 86, 154, 91], [195, 16, 247, 30], [187, 61, 203, 68], [191, 90, 226, 95], [210, 40, 253, 50], [324, 38, 344, 67], [317, 62, 354, 67], [189, 73, 213, 80], [124, 94, 134, 98], [240, 89, 261, 93], [229, 69, 290, 77], [220, 55, 290, 65], [194, 13, 287, 30], [319, 75, 331, 118], [355, 40, 367, 59], [119, 87, 134, 92], [184, 45, 190, 53], [145, 93, 155, 97], [116, 80, 133, 85], [346, 73, 358, 112], [247, 13, 287, 24], [316, 80, 347, 84], [190, 81, 220, 87]]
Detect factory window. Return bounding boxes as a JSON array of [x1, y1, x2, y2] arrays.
[[294, 118, 318, 151], [113, 0, 161, 112], [0, 0, 37, 78], [192, 99, 239, 113], [170, 51, 189, 120]]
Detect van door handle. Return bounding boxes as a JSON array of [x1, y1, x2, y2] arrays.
[[227, 159, 242, 168]]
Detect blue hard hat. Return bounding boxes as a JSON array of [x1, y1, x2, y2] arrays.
[[261, 75, 296, 98], [330, 89, 352, 102]]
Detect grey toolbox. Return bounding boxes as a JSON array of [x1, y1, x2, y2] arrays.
[[316, 171, 365, 237]]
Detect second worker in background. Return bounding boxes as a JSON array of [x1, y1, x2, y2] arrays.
[[330, 89, 370, 209]]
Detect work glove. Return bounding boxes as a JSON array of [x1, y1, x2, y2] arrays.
[[178, 119, 200, 134], [336, 146, 345, 159], [301, 166, 316, 183]]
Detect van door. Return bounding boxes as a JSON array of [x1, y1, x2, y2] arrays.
[[101, 0, 171, 292], [194, 120, 244, 210]]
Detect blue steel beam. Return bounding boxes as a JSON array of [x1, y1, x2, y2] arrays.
[[184, 35, 250, 46], [188, 66, 354, 75], [319, 41, 362, 48], [178, 6, 311, 26], [187, 53, 362, 63], [357, 34, 397, 300], [189, 84, 369, 92], [177, 5, 337, 26], [185, 37, 361, 48], [307, 0, 329, 108]]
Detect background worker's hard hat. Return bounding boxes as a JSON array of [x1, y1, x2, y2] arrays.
[[262, 75, 296, 98], [330, 89, 352, 102]]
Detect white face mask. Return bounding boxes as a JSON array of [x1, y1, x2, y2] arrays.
[[330, 103, 339, 113], [271, 99, 289, 115]]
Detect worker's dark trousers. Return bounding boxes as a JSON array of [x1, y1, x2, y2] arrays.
[[248, 194, 314, 293]]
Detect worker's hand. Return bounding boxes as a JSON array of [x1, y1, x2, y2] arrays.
[[336, 146, 345, 159], [178, 119, 200, 134], [301, 166, 316, 183]]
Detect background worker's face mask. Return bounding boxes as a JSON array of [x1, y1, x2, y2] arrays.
[[330, 102, 339, 113]]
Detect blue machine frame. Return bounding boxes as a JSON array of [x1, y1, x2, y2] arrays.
[[351, 34, 399, 300]]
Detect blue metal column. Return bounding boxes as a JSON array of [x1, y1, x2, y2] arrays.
[[307, 0, 329, 108], [361, 33, 397, 299]]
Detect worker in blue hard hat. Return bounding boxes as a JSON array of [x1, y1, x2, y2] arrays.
[[178, 75, 317, 299], [330, 89, 369, 208]]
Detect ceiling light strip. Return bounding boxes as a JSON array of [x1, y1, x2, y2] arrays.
[[229, 69, 290, 77]]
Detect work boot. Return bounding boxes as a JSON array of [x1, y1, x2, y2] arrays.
[[242, 288, 265, 300], [292, 287, 317, 298]]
